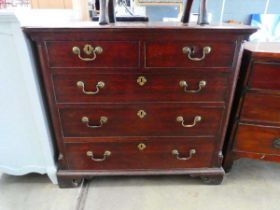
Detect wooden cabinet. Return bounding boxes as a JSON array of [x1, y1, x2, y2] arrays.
[[31, 0, 72, 9], [24, 23, 256, 188], [223, 43, 280, 171]]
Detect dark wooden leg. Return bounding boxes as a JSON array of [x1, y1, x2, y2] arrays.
[[223, 152, 235, 173], [223, 160, 234, 173], [200, 174, 224, 185], [181, 0, 194, 23], [57, 175, 84, 188]]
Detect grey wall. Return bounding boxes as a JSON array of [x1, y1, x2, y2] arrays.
[[146, 0, 280, 24]]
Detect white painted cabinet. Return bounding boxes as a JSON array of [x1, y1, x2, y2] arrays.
[[0, 12, 57, 184]]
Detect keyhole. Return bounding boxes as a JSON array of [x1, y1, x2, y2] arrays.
[[138, 143, 146, 151], [137, 110, 147, 119], [137, 76, 147, 86], [83, 44, 94, 55]]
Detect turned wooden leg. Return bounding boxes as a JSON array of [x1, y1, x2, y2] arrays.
[[57, 176, 84, 188], [200, 175, 224, 185]]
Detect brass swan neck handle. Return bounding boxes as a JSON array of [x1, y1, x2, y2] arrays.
[[177, 115, 202, 128], [77, 81, 105, 95], [179, 80, 207, 93], [72, 44, 103, 61], [182, 46, 212, 61], [86, 150, 111, 162], [172, 149, 196, 161], [81, 116, 108, 128]]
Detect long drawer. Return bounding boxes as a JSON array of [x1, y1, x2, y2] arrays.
[[248, 62, 280, 91], [53, 72, 228, 103], [65, 138, 215, 170], [59, 104, 224, 137], [46, 41, 140, 68], [240, 92, 280, 125], [234, 123, 280, 155], [145, 41, 235, 68]]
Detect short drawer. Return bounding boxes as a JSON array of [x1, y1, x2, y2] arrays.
[[53, 72, 228, 103], [234, 123, 280, 155], [249, 62, 280, 91], [59, 104, 224, 137], [46, 41, 139, 68], [65, 138, 215, 170], [240, 92, 280, 125], [145, 41, 235, 68]]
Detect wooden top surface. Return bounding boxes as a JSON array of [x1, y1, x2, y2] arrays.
[[244, 42, 280, 58], [244, 42, 280, 53], [23, 21, 257, 32]]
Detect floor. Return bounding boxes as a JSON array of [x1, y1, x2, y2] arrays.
[[1, 159, 280, 210]]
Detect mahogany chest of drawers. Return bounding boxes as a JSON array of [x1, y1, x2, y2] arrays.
[[24, 23, 256, 187], [223, 43, 280, 171]]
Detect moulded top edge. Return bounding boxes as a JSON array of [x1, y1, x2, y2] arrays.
[[22, 21, 258, 32]]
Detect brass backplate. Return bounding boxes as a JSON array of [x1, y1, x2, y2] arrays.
[[138, 143, 146, 151], [83, 44, 94, 55], [137, 110, 147, 119], [137, 76, 147, 86]]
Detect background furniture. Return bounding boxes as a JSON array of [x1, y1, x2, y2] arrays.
[[25, 23, 255, 187], [0, 12, 57, 184], [223, 42, 280, 171], [30, 0, 72, 9]]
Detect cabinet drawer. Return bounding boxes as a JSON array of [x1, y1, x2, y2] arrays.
[[53, 72, 227, 103], [65, 139, 215, 170], [241, 93, 280, 125], [46, 41, 139, 68], [145, 41, 235, 68], [59, 104, 224, 137], [249, 62, 280, 91], [234, 123, 280, 155]]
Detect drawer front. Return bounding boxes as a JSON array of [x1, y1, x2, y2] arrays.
[[65, 139, 215, 170], [234, 123, 280, 155], [241, 93, 280, 125], [53, 72, 228, 103], [145, 41, 235, 68], [59, 104, 224, 137], [249, 62, 280, 91], [46, 41, 139, 68]]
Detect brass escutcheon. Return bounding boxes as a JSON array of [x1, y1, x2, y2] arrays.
[[137, 110, 147, 119], [138, 143, 146, 151], [83, 44, 94, 55], [137, 76, 147, 86]]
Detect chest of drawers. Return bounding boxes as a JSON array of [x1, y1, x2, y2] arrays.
[[223, 43, 280, 171], [24, 23, 256, 187]]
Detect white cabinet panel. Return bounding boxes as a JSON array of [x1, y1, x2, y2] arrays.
[[0, 12, 57, 184]]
